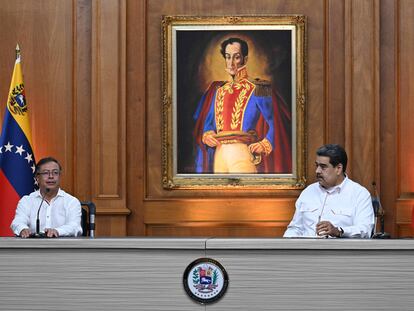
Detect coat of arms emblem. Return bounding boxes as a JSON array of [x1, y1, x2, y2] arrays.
[[183, 257, 229, 304]]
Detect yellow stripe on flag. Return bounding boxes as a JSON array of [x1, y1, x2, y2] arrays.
[[6, 56, 33, 148]]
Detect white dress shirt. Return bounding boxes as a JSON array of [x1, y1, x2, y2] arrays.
[[283, 176, 374, 238], [10, 189, 82, 237]]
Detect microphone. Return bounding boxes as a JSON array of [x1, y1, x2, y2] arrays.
[[34, 188, 50, 238]]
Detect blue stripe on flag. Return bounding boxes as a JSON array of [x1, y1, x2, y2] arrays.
[[0, 110, 36, 197]]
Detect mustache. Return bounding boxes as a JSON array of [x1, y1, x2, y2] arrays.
[[316, 174, 323, 179]]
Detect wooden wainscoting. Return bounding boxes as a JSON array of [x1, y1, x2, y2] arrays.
[[1, 0, 413, 237]]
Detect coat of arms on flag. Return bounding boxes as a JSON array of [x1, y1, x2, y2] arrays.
[[0, 45, 36, 236]]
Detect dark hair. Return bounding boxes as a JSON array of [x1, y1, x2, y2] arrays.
[[316, 144, 348, 173], [35, 157, 62, 175], [220, 37, 249, 58]]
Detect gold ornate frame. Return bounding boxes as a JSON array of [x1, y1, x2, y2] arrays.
[[162, 15, 306, 189]]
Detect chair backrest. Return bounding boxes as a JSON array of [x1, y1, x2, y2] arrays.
[[80, 201, 96, 238], [80, 207, 88, 237], [371, 196, 379, 238], [371, 196, 390, 239]]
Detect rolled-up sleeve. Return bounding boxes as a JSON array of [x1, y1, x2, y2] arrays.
[[55, 197, 82, 237], [283, 199, 305, 237], [10, 196, 31, 236], [341, 189, 374, 238]]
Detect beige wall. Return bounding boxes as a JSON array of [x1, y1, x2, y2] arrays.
[[0, 0, 412, 237]]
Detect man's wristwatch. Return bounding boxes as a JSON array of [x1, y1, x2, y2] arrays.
[[337, 227, 344, 237]]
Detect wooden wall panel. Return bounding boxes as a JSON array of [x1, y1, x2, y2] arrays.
[[325, 0, 345, 144], [0, 0, 413, 238], [399, 0, 414, 195], [90, 0, 130, 235], [392, 0, 414, 237], [146, 224, 288, 237], [378, 0, 414, 238], [380, 0, 398, 236], [125, 0, 146, 235], [344, 0, 379, 187], [73, 0, 92, 199]]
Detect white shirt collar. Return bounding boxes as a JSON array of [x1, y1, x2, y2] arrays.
[[35, 188, 63, 198], [319, 175, 348, 194]]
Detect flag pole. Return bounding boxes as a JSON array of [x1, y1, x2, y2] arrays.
[[16, 44, 20, 60]]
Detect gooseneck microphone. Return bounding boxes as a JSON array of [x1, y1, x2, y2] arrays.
[[35, 188, 50, 237]]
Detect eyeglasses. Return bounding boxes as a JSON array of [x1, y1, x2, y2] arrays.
[[37, 170, 60, 177]]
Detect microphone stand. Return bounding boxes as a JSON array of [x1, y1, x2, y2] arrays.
[[32, 188, 50, 238], [371, 182, 390, 239], [372, 209, 391, 239], [89, 202, 96, 239]]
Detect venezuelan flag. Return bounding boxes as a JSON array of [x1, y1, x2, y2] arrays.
[[0, 45, 36, 236]]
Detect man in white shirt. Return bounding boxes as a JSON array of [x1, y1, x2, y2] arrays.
[[284, 144, 374, 238], [11, 157, 82, 238]]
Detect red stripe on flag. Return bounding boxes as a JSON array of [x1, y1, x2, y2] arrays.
[[0, 170, 20, 236]]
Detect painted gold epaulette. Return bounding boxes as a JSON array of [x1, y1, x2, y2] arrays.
[[250, 78, 272, 97]]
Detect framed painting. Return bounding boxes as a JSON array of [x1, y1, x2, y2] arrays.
[[162, 15, 306, 189]]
